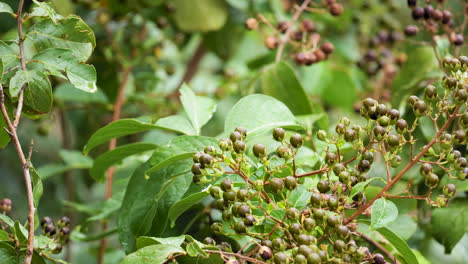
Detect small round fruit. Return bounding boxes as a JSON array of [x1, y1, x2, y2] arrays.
[[284, 176, 298, 190], [253, 144, 266, 158], [307, 253, 321, 264], [270, 178, 284, 193], [259, 246, 273, 260], [290, 133, 303, 148], [233, 140, 246, 153], [273, 128, 286, 141], [221, 179, 233, 191], [273, 252, 288, 264], [317, 180, 331, 193]]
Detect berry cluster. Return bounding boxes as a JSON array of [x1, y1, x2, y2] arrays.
[[40, 216, 71, 254], [0, 198, 12, 213], [189, 55, 465, 262], [245, 1, 344, 66], [405, 0, 464, 46]]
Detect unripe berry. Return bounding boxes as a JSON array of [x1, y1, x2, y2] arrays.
[[273, 128, 286, 141], [442, 76, 457, 90], [204, 145, 216, 154], [284, 176, 298, 190], [317, 180, 331, 193], [233, 140, 246, 153], [269, 178, 284, 193], [334, 240, 346, 252], [233, 221, 246, 234], [373, 125, 387, 140], [443, 184, 456, 198], [203, 237, 216, 245], [259, 246, 273, 260], [290, 133, 303, 148], [295, 254, 307, 264], [395, 119, 408, 133], [307, 253, 321, 264], [192, 163, 202, 175], [237, 189, 249, 201], [193, 152, 203, 163], [272, 238, 286, 251], [245, 18, 258, 30], [220, 178, 233, 191], [303, 218, 316, 231], [253, 143, 266, 158], [344, 129, 356, 142], [357, 159, 371, 173], [425, 173, 439, 188], [391, 155, 402, 168], [223, 190, 236, 202], [218, 138, 232, 151], [387, 134, 401, 147], [413, 101, 427, 116], [325, 152, 338, 165], [424, 85, 437, 101], [335, 123, 346, 135], [210, 186, 222, 199], [277, 146, 291, 159], [273, 252, 288, 264], [201, 154, 214, 167], [378, 115, 390, 127], [235, 127, 248, 138], [230, 131, 242, 142], [317, 130, 327, 141]]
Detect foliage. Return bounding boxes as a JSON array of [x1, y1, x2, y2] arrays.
[[0, 0, 466, 264]]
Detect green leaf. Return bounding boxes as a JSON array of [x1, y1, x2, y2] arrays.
[[31, 48, 97, 92], [146, 136, 217, 176], [71, 226, 118, 242], [54, 82, 108, 104], [179, 84, 216, 135], [262, 62, 312, 115], [348, 177, 386, 202], [26, 16, 96, 62], [30, 167, 43, 208], [83, 118, 161, 154], [9, 69, 52, 113], [431, 199, 468, 253], [34, 235, 58, 250], [0, 41, 19, 74], [155, 115, 196, 135], [224, 94, 302, 139], [185, 236, 209, 258], [370, 198, 398, 229], [0, 214, 14, 227], [90, 142, 156, 182], [0, 242, 17, 264], [376, 227, 419, 264], [60, 150, 93, 168], [0, 2, 14, 16], [0, 57, 3, 81], [168, 191, 210, 228], [118, 161, 192, 253], [0, 230, 9, 241], [387, 215, 417, 241], [0, 59, 9, 149], [289, 184, 312, 210], [30, 0, 63, 22], [120, 244, 184, 264], [172, 0, 227, 32], [136, 235, 185, 250], [14, 221, 28, 246]]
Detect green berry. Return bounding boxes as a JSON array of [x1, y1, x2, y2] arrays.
[[219, 138, 232, 151], [443, 184, 456, 198], [284, 176, 298, 190], [277, 146, 291, 159], [270, 178, 284, 193], [273, 128, 286, 141], [286, 207, 299, 220], [221, 179, 233, 191], [210, 186, 222, 199], [307, 253, 321, 264], [230, 131, 242, 142], [424, 85, 437, 100], [317, 180, 331, 193], [253, 143, 266, 158], [233, 140, 246, 153], [317, 130, 327, 141], [235, 127, 248, 138], [303, 218, 316, 231], [395, 119, 408, 133], [325, 152, 338, 165], [191, 163, 202, 175], [290, 133, 303, 148]]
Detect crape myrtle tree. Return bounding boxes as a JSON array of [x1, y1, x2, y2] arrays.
[[0, 0, 466, 264]]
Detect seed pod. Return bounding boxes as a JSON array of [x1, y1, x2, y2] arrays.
[[414, 101, 427, 116], [424, 85, 437, 100], [373, 125, 387, 140], [235, 127, 248, 138]]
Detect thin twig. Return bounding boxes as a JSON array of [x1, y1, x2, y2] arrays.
[[344, 105, 461, 224], [0, 83, 35, 264], [205, 250, 268, 264], [13, 0, 27, 127], [275, 0, 312, 62]]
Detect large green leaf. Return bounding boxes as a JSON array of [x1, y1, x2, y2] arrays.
[[120, 244, 184, 264], [54, 82, 108, 104], [30, 0, 63, 22], [224, 94, 302, 139], [136, 235, 185, 250], [172, 0, 227, 32], [370, 198, 398, 229], [431, 199, 468, 253], [0, 41, 19, 75], [179, 84, 216, 135], [377, 227, 419, 264], [118, 161, 192, 253], [31, 48, 97, 92], [26, 16, 96, 62], [155, 115, 196, 136], [83, 118, 186, 154], [0, 59, 9, 149], [0, 242, 17, 264], [0, 2, 14, 16], [9, 69, 52, 113], [146, 136, 217, 176], [262, 62, 312, 115], [90, 143, 156, 182], [168, 191, 210, 228], [30, 167, 43, 208]]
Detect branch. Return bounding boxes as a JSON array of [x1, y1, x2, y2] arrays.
[[0, 83, 35, 264], [204, 250, 268, 264], [13, 0, 27, 127], [275, 0, 312, 62], [344, 105, 461, 224]]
